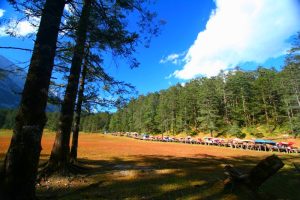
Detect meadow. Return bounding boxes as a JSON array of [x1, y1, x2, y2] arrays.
[[1, 130, 300, 200]]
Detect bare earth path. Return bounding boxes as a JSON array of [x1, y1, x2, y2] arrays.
[[1, 133, 300, 199]]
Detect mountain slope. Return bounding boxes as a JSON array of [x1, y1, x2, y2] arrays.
[[0, 55, 25, 109]]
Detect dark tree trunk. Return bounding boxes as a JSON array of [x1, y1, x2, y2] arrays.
[[48, 0, 91, 171], [248, 155, 284, 189], [0, 0, 65, 199], [70, 56, 88, 162], [224, 155, 284, 192]]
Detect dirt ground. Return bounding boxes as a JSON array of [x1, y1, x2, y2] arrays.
[[1, 133, 300, 199], [0, 133, 294, 158]]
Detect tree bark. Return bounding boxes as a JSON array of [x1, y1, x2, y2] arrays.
[[261, 94, 269, 125], [248, 155, 284, 189], [224, 155, 284, 193], [70, 55, 88, 162], [0, 0, 65, 199], [223, 87, 230, 124], [241, 93, 249, 126], [271, 97, 278, 124], [295, 88, 300, 107], [48, 0, 91, 171]]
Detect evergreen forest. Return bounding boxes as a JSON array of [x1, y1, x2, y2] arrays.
[[1, 57, 299, 139], [0, 110, 111, 133], [109, 57, 300, 138], [1, 64, 299, 138]]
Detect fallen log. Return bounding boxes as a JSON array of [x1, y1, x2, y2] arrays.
[[224, 155, 284, 193]]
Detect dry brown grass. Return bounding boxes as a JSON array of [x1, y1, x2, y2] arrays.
[[1, 132, 300, 200]]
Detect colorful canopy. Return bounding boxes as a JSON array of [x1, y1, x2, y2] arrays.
[[254, 139, 276, 145]]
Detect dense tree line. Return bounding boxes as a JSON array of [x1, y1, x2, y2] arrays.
[[0, 110, 111, 133], [47, 111, 111, 132], [0, 109, 17, 129], [2, 63, 298, 138], [109, 64, 300, 138], [76, 112, 111, 132]]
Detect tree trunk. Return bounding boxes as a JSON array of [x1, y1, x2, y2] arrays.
[[184, 104, 187, 134], [172, 109, 176, 134], [248, 155, 284, 189], [70, 56, 88, 162], [193, 106, 197, 129], [48, 0, 91, 171], [262, 94, 269, 125], [271, 98, 278, 124], [292, 80, 300, 107], [224, 155, 284, 193], [0, 0, 65, 199], [223, 86, 230, 124], [285, 99, 294, 134], [241, 93, 249, 126]]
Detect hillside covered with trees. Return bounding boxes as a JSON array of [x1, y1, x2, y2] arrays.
[[2, 60, 299, 139], [1, 62, 299, 139], [109, 36, 300, 138]]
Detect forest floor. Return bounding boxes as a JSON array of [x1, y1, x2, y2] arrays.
[[1, 131, 300, 199]]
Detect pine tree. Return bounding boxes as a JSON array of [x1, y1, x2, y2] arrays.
[[48, 0, 92, 173], [46, 0, 159, 174], [0, 0, 66, 199]]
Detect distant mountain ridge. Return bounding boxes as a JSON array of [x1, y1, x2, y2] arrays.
[[0, 55, 60, 111], [0, 55, 25, 109]]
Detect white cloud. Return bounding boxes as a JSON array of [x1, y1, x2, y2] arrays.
[[164, 74, 173, 79], [0, 20, 38, 37], [173, 0, 300, 79], [0, 9, 40, 37], [0, 4, 73, 37], [160, 52, 185, 65], [15, 20, 37, 36], [0, 9, 5, 18], [160, 53, 179, 64], [64, 4, 76, 15]]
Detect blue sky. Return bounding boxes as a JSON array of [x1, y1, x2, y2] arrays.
[[0, 0, 300, 96]]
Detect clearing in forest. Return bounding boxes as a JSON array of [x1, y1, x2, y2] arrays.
[[0, 132, 299, 200]]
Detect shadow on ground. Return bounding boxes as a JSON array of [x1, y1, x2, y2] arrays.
[[35, 154, 300, 200]]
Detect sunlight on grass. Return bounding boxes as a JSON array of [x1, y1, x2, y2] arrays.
[[159, 183, 186, 192], [113, 170, 140, 180], [159, 180, 207, 193], [0, 129, 12, 136], [156, 168, 185, 176], [2, 133, 300, 199], [189, 180, 207, 187]]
